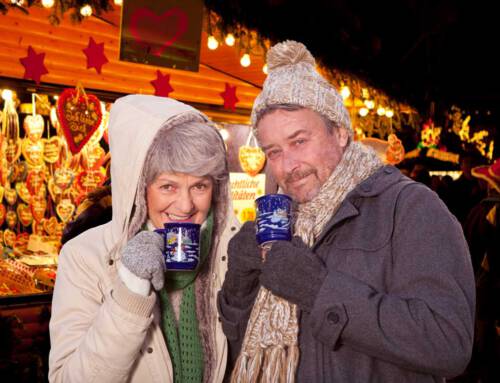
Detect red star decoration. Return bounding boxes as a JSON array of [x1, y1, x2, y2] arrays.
[[83, 37, 109, 74], [150, 70, 174, 97], [19, 46, 49, 85], [220, 83, 239, 111]]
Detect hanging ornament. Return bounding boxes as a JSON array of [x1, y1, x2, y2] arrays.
[[9, 162, 28, 183], [2, 97, 22, 164], [82, 144, 105, 169], [26, 169, 46, 195], [42, 136, 61, 163], [30, 194, 47, 222], [239, 129, 266, 177], [14, 232, 30, 253], [43, 216, 58, 236], [56, 198, 75, 223], [33, 218, 45, 235], [47, 178, 62, 203], [6, 210, 17, 229], [76, 169, 105, 193], [23, 95, 45, 142], [4, 187, 17, 206], [3, 229, 16, 249], [17, 203, 33, 226], [22, 138, 45, 167], [15, 182, 31, 204], [57, 83, 103, 154], [53, 168, 75, 190], [0, 204, 6, 226]]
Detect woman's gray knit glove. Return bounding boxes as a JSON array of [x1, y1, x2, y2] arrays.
[[260, 236, 327, 312], [121, 231, 166, 291]]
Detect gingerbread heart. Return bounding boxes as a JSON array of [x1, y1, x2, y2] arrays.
[[47, 178, 62, 202], [5, 139, 22, 164], [76, 170, 105, 193], [4, 229, 16, 248], [42, 136, 61, 163], [26, 169, 46, 195], [30, 195, 47, 222], [15, 182, 31, 204], [14, 232, 30, 252], [54, 168, 75, 190], [6, 210, 17, 228], [0, 185, 4, 202], [82, 144, 105, 169], [56, 198, 75, 223], [17, 203, 33, 226], [14, 162, 28, 182], [22, 138, 45, 167], [57, 88, 103, 154], [0, 204, 6, 226], [4, 188, 17, 205], [54, 222, 65, 238], [33, 218, 45, 235], [43, 216, 59, 236], [239, 146, 266, 177], [24, 114, 45, 141]]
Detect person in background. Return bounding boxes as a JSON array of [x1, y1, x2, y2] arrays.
[[218, 40, 475, 382], [49, 95, 239, 382]]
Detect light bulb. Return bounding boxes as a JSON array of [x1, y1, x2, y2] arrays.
[[1, 89, 13, 101], [80, 4, 92, 17], [340, 86, 351, 100], [219, 128, 229, 141], [41, 0, 54, 8], [377, 107, 386, 116], [240, 53, 251, 67], [225, 33, 235, 46], [359, 107, 369, 117], [364, 99, 375, 109], [385, 109, 394, 118], [114, 0, 123, 5], [207, 36, 219, 50], [262, 64, 268, 74]]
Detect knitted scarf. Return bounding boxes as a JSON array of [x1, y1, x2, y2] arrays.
[[159, 212, 213, 383], [231, 142, 382, 383]]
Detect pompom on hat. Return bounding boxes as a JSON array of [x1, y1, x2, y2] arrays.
[[251, 40, 352, 138], [472, 158, 500, 193]]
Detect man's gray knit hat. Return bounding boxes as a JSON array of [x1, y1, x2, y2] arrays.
[[251, 40, 352, 138]]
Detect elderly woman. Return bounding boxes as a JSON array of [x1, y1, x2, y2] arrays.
[[49, 95, 239, 382]]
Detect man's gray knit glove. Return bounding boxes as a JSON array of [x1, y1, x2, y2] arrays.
[[121, 231, 166, 291], [260, 236, 327, 312]]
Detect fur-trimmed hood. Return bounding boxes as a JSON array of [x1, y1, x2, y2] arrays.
[[105, 95, 211, 260]]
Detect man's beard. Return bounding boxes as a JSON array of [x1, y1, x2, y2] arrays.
[[282, 167, 319, 203]]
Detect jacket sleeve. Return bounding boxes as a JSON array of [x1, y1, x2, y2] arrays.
[[49, 244, 156, 383], [309, 184, 475, 377]]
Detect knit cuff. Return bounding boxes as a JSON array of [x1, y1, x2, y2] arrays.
[[112, 277, 156, 317]]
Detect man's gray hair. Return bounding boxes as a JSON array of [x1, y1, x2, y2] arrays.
[[254, 103, 340, 137]]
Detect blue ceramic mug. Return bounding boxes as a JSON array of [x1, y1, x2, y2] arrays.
[[155, 222, 201, 271], [255, 194, 292, 246]]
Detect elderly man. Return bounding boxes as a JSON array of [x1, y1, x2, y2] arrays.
[[218, 40, 475, 382]]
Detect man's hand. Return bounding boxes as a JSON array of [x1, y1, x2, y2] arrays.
[[260, 236, 327, 312], [121, 231, 166, 291], [224, 221, 263, 297]]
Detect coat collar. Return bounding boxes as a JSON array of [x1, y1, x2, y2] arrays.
[[312, 165, 405, 248]]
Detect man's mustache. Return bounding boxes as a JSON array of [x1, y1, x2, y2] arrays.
[[284, 169, 315, 184]]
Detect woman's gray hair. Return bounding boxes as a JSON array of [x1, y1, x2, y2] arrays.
[[128, 113, 229, 238]]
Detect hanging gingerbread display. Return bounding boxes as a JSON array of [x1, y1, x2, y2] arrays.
[[57, 83, 103, 154]]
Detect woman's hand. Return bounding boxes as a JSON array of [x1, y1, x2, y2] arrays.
[[120, 231, 166, 291]]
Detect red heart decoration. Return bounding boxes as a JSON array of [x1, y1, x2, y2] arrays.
[[57, 88, 103, 154], [129, 7, 188, 57], [76, 170, 105, 194]]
